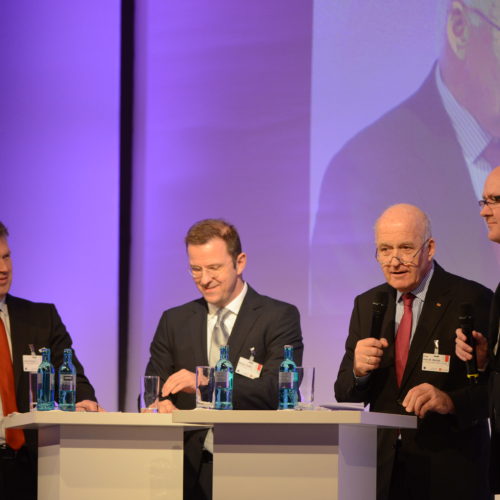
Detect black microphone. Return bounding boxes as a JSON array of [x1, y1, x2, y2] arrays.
[[459, 303, 479, 384], [370, 292, 388, 339]]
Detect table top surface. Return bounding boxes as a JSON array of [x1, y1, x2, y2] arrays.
[[5, 408, 416, 430], [172, 409, 417, 428], [4, 411, 198, 430]]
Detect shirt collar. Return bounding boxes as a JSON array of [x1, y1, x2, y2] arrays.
[[435, 64, 492, 162], [207, 281, 248, 317], [396, 261, 434, 304]]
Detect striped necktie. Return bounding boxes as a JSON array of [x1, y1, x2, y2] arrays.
[[209, 308, 231, 367]]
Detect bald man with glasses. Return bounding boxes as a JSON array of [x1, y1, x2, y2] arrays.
[[456, 165, 500, 493], [335, 203, 493, 500]]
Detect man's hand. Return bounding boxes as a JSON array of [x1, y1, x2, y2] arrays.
[[75, 400, 105, 412], [161, 369, 196, 397], [158, 399, 177, 413], [455, 328, 488, 370], [402, 383, 454, 418], [353, 337, 389, 377]]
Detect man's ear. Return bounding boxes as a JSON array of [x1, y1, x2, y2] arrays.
[[446, 1, 471, 60], [236, 252, 247, 275], [427, 238, 436, 261]]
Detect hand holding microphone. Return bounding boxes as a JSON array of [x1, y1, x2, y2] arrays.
[[455, 325, 489, 375], [354, 292, 389, 377], [456, 303, 486, 383]]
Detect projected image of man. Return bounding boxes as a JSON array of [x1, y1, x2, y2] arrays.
[[312, 0, 500, 315]]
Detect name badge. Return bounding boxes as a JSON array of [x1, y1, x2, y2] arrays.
[[235, 357, 262, 379], [422, 353, 450, 373], [23, 355, 42, 372]]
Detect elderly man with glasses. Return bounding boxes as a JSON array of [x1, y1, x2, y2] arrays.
[[456, 165, 500, 493], [335, 203, 493, 500]]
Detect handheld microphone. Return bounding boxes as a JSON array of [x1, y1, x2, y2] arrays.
[[458, 303, 479, 384], [370, 292, 388, 339]]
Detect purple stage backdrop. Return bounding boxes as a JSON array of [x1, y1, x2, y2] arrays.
[[128, 0, 312, 409], [0, 2, 121, 409]]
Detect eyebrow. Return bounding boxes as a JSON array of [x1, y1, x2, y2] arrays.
[[378, 241, 415, 247]]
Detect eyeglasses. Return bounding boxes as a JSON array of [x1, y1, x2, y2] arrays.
[[188, 264, 224, 279], [478, 195, 500, 209], [468, 7, 500, 32], [375, 239, 430, 266]]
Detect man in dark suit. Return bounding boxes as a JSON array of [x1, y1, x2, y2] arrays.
[[311, 0, 500, 315], [334, 204, 492, 500], [456, 165, 500, 492], [145, 218, 303, 500], [0, 221, 98, 500]]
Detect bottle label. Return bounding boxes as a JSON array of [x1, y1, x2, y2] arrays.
[[214, 371, 229, 384], [59, 374, 76, 391], [279, 372, 294, 384]]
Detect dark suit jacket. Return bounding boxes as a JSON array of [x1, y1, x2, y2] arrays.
[[6, 294, 96, 450], [311, 64, 498, 315], [489, 283, 500, 492], [334, 264, 493, 500], [145, 284, 303, 410]]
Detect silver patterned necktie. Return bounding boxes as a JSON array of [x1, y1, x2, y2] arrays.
[[209, 308, 231, 366]]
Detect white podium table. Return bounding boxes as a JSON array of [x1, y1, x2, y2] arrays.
[[5, 411, 199, 500], [173, 409, 416, 500]]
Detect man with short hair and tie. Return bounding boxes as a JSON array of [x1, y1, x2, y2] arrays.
[[0, 221, 98, 500], [456, 165, 500, 493], [334, 204, 493, 500], [145, 218, 303, 500]]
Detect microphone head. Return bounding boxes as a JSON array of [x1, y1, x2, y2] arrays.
[[372, 292, 388, 314], [459, 303, 474, 319], [373, 291, 388, 307]]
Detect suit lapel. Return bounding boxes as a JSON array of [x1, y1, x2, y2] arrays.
[[227, 286, 262, 365], [379, 287, 397, 368], [492, 284, 500, 364], [189, 299, 209, 366], [381, 287, 397, 342], [6, 295, 31, 393], [400, 264, 452, 390]]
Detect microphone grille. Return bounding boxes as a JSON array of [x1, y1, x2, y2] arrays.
[[373, 292, 388, 308], [459, 303, 473, 317]]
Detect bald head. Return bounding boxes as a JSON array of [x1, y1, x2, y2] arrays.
[[375, 204, 432, 244], [375, 204, 435, 293], [487, 165, 500, 180], [481, 166, 500, 242]]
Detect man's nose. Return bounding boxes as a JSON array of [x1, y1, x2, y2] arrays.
[[480, 204, 491, 218], [199, 268, 213, 284], [387, 255, 403, 266]]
